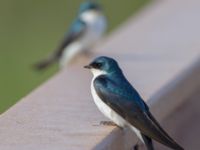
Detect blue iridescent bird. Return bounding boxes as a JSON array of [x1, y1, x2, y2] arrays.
[[35, 1, 107, 70], [84, 56, 184, 150]]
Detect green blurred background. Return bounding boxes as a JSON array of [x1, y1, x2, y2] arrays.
[[0, 0, 150, 113]]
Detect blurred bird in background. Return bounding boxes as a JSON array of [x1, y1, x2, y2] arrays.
[[34, 1, 107, 70]]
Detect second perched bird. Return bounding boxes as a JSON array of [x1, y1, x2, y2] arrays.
[[35, 1, 107, 70], [84, 56, 184, 150]]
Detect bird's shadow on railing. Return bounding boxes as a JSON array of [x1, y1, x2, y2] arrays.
[[92, 127, 138, 150]]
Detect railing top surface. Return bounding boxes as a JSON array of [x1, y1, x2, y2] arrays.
[[1, 0, 200, 149]]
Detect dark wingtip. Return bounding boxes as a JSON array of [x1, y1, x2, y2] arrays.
[[167, 141, 184, 150], [175, 145, 184, 150]]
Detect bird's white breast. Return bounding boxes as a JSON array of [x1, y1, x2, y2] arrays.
[[90, 70, 127, 127], [59, 42, 82, 68], [80, 10, 107, 46], [90, 70, 144, 143], [91, 80, 127, 128]]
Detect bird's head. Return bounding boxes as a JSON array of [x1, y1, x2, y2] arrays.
[[84, 56, 121, 77], [79, 1, 102, 14]]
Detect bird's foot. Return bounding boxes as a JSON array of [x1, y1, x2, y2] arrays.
[[92, 121, 118, 127], [100, 121, 117, 126]]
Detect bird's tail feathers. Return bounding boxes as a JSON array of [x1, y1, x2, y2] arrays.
[[33, 55, 58, 71], [147, 112, 184, 150], [141, 134, 154, 150]]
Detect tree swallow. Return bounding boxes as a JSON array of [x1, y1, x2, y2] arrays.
[[35, 1, 107, 70], [84, 56, 184, 150]]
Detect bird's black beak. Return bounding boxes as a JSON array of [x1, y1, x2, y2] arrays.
[[84, 65, 91, 69]]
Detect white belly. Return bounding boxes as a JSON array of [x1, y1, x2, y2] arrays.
[[59, 42, 82, 68], [80, 11, 107, 47], [91, 76, 144, 143], [59, 31, 100, 68], [91, 82, 127, 127]]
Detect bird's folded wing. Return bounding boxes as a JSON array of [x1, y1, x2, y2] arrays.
[[33, 19, 86, 70], [94, 76, 183, 150], [53, 19, 86, 58]]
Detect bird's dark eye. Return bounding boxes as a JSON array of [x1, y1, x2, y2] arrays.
[[93, 62, 102, 69]]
